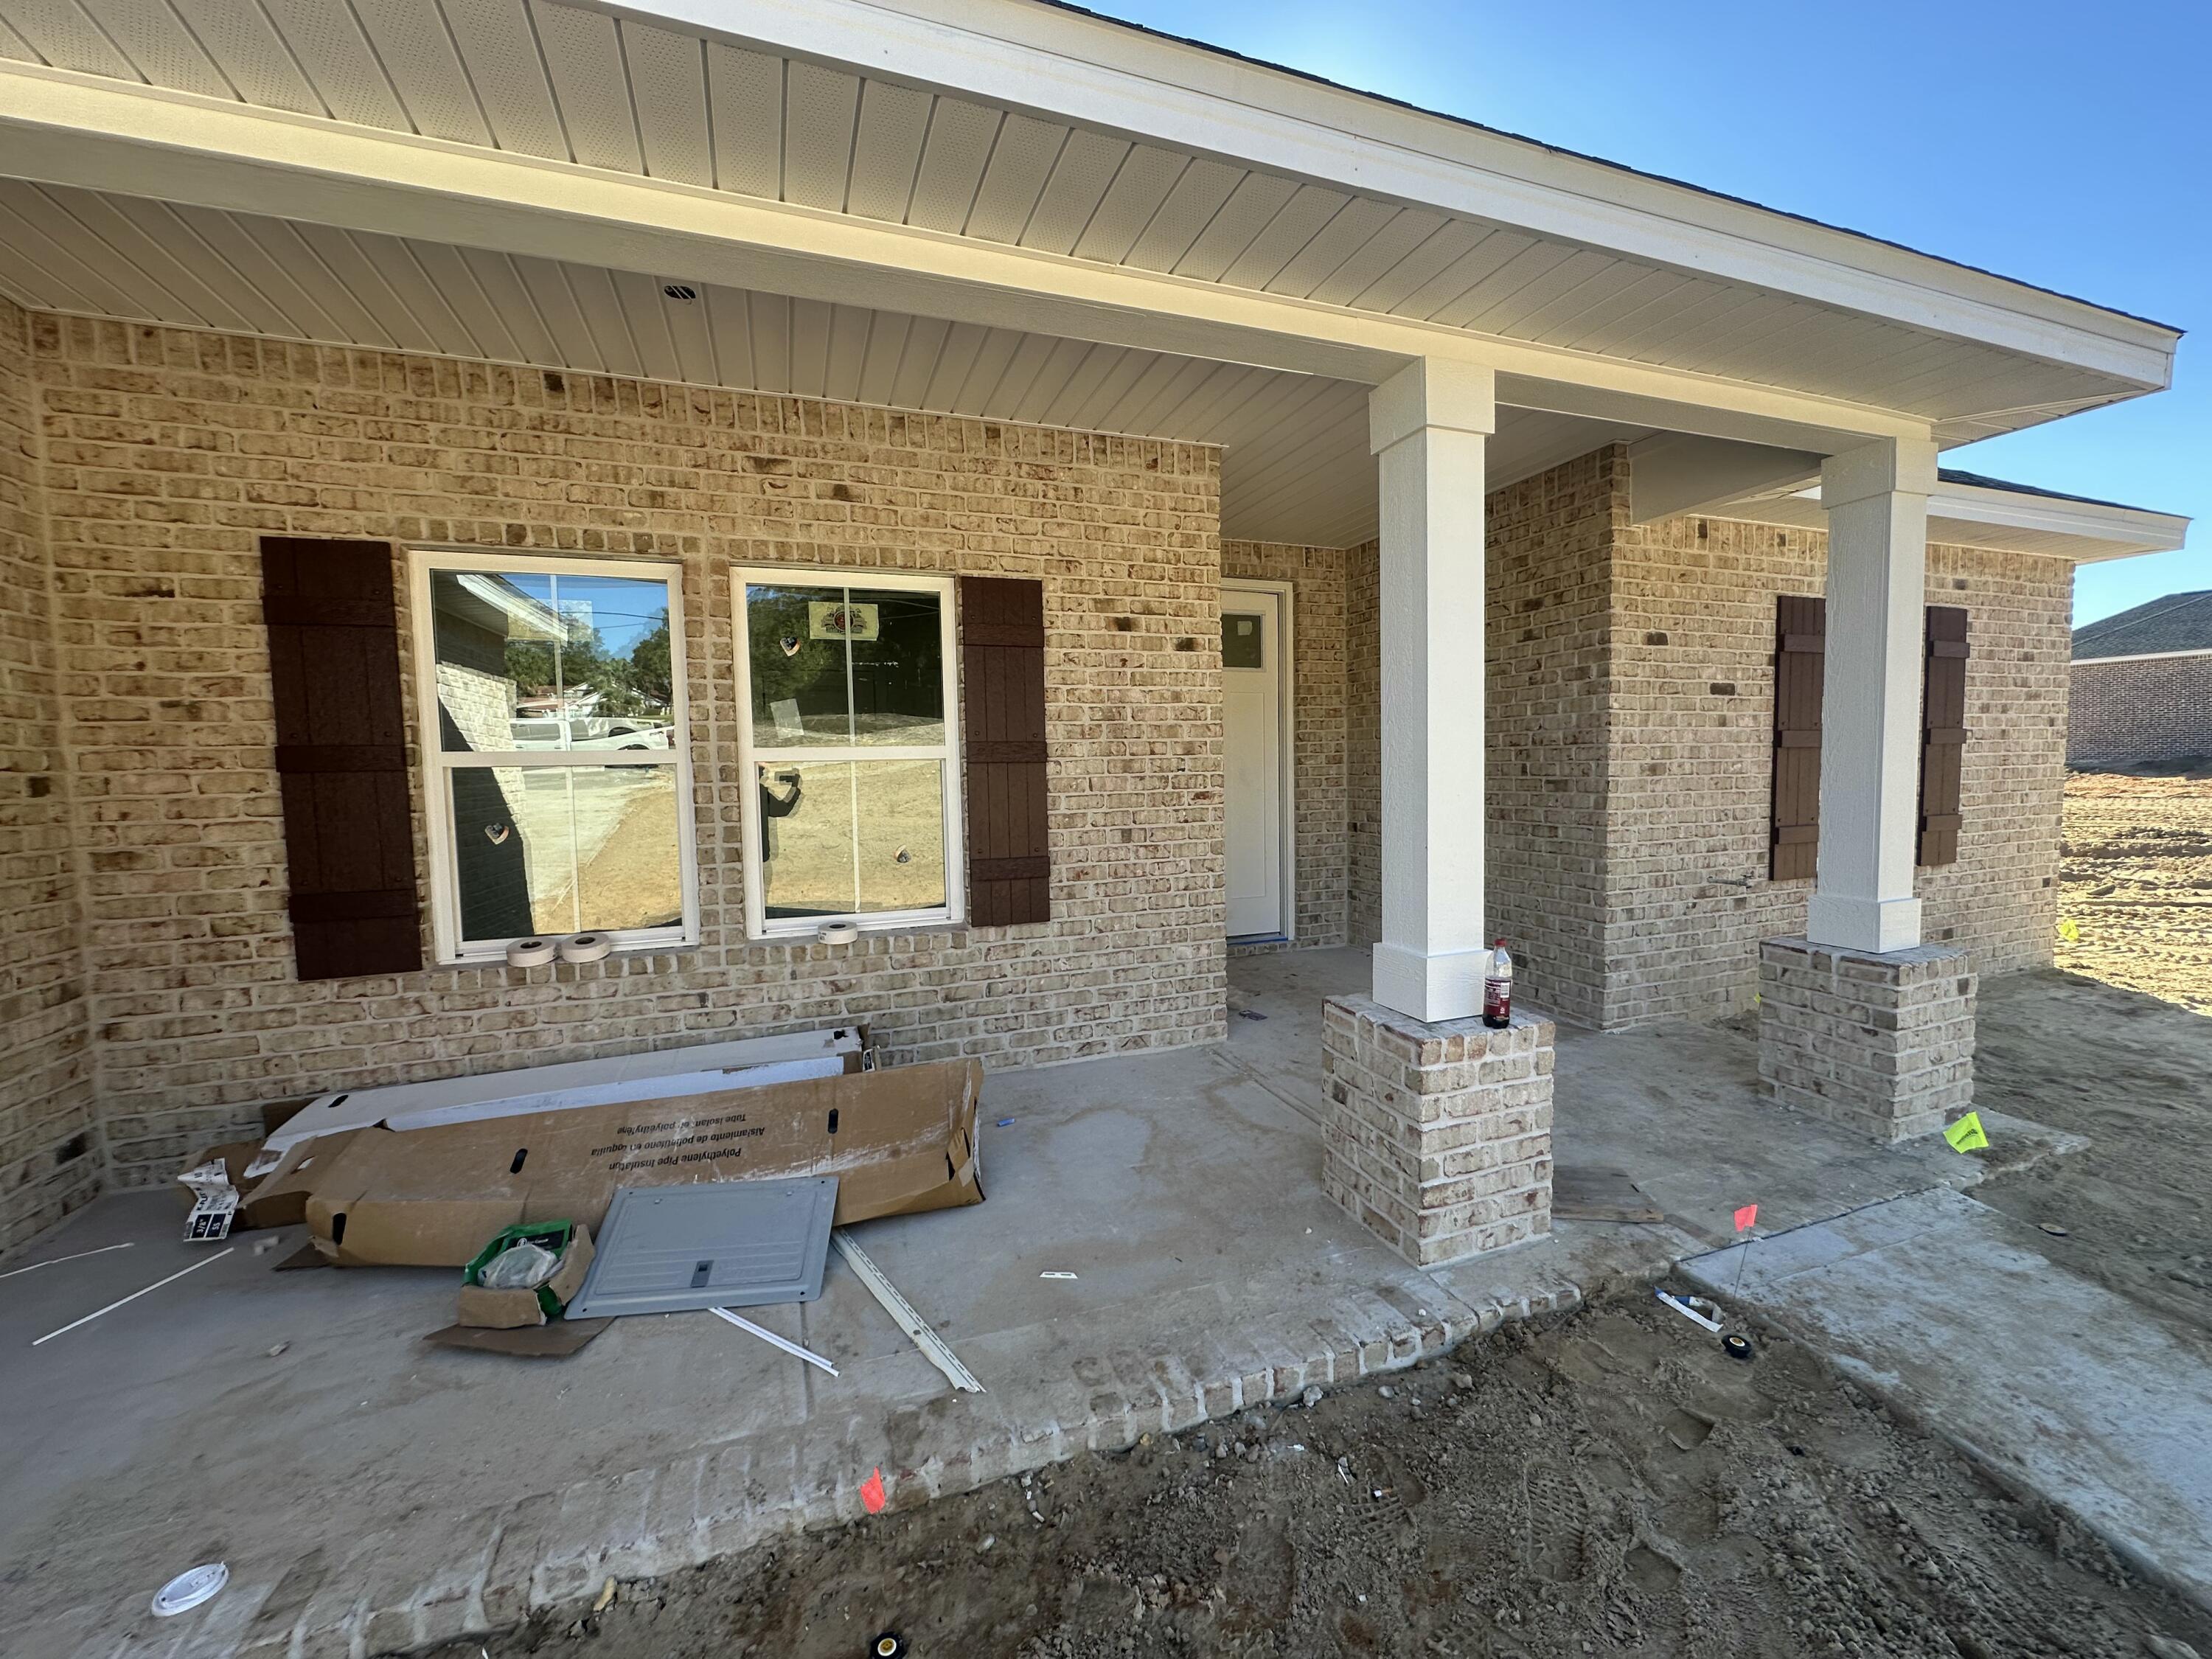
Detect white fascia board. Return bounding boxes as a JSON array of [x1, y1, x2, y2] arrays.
[[605, 0, 2180, 389], [1761, 479, 2191, 563], [0, 60, 1938, 454], [1921, 480, 2190, 562], [2073, 648, 2212, 666]]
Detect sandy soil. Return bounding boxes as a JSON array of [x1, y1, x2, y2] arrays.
[[1972, 968, 2212, 1338], [2057, 771, 2212, 1015], [430, 1300, 2212, 1659]]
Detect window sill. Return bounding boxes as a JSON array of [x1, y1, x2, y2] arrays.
[[746, 921, 971, 947]]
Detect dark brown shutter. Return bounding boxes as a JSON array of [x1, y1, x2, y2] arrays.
[[1918, 605, 1969, 866], [958, 576, 1050, 926], [1770, 594, 1825, 880], [260, 537, 422, 979]]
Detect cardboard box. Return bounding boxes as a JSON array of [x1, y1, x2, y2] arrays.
[[254, 1060, 983, 1267], [456, 1225, 595, 1329]]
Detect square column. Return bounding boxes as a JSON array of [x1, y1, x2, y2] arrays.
[[1809, 437, 1939, 953], [1367, 358, 1495, 1023]]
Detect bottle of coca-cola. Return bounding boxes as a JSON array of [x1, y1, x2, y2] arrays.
[[1482, 939, 1513, 1029]]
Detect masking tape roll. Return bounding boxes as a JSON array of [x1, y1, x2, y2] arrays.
[[816, 922, 860, 945], [505, 937, 557, 968], [558, 932, 613, 964]]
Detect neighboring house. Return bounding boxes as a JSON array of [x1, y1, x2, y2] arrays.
[[2070, 591, 2212, 769], [0, 0, 2191, 1264]]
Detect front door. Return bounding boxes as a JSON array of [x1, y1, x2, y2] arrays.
[[1222, 587, 1286, 939]]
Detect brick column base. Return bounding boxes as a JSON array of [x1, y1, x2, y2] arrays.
[[1758, 937, 1975, 1143], [1320, 995, 1554, 1267]]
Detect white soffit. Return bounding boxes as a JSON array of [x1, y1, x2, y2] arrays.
[[0, 0, 2178, 445], [0, 178, 1652, 546]]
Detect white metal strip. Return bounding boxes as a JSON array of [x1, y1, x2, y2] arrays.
[[832, 1228, 985, 1394]]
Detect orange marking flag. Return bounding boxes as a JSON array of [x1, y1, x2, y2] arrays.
[[860, 1467, 887, 1514], [1733, 1203, 1758, 1233]]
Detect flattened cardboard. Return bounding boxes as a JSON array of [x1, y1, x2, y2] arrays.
[[456, 1226, 596, 1329], [423, 1318, 612, 1357], [274, 1061, 983, 1267]]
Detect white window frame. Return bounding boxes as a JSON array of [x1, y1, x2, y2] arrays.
[[408, 548, 700, 965], [734, 566, 965, 940]]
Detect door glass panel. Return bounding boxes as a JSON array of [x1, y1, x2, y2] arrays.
[[849, 587, 945, 745], [747, 583, 854, 745], [855, 761, 947, 913], [759, 761, 860, 917], [1222, 611, 1264, 669]]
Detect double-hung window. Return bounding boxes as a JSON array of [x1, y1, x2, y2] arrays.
[[411, 550, 698, 962], [735, 569, 964, 937]]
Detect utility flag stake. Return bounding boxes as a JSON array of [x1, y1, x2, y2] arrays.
[[1731, 1202, 1759, 1299], [1944, 1112, 1989, 1153]]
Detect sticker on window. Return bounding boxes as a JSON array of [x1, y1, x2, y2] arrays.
[[809, 600, 880, 641]]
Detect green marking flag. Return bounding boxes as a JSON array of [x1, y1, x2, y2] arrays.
[[1943, 1112, 1989, 1153]]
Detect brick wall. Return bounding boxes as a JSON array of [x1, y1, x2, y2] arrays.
[[1606, 514, 2072, 1025], [31, 316, 1228, 1189], [1341, 448, 2072, 1032], [1222, 540, 1348, 948], [2068, 655, 2212, 768], [1480, 451, 1622, 1025], [0, 296, 98, 1256]]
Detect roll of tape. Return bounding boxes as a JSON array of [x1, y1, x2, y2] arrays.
[[816, 922, 860, 945], [558, 932, 613, 964], [504, 937, 557, 968]]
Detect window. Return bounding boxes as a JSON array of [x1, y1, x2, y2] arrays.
[[735, 568, 964, 936], [411, 551, 698, 963]]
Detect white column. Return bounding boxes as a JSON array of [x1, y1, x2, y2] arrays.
[[1368, 358, 1495, 1023], [1809, 436, 1939, 953]]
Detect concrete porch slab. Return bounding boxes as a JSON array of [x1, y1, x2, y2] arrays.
[[1, 948, 2084, 1658], [3, 1039, 1588, 1659]]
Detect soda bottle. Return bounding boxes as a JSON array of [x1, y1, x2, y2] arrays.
[[1482, 939, 1512, 1029]]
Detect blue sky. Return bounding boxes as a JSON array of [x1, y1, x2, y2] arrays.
[[1081, 0, 2208, 625]]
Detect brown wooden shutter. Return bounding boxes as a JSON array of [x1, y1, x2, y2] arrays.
[[958, 576, 1050, 926], [1918, 604, 1969, 867], [260, 537, 422, 980], [1770, 594, 1825, 880]]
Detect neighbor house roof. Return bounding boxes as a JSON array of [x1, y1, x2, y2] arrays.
[[2073, 592, 2212, 661]]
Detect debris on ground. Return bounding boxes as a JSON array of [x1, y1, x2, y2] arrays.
[[426, 1298, 2212, 1659]]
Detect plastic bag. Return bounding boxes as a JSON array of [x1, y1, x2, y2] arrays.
[[479, 1239, 560, 1290]]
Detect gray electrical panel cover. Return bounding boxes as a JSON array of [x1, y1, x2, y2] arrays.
[[568, 1176, 838, 1318]]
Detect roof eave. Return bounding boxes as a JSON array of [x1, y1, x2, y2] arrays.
[[622, 0, 2181, 391]]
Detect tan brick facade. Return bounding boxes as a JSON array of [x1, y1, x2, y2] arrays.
[[1342, 447, 2071, 1033], [1759, 938, 1977, 1143], [1607, 502, 2072, 1026], [23, 315, 1228, 1197], [1321, 996, 1554, 1265], [0, 296, 99, 1256], [1222, 540, 1349, 950]]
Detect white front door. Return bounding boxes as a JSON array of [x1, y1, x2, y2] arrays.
[[1222, 587, 1286, 939]]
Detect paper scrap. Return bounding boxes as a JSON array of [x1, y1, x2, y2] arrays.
[[178, 1159, 240, 1243], [1038, 1271, 1078, 1281], [1733, 1203, 1758, 1233], [860, 1467, 887, 1514], [1943, 1112, 1990, 1153]]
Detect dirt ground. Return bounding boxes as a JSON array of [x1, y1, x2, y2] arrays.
[[2057, 769, 2212, 1015], [432, 1298, 2212, 1659]]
